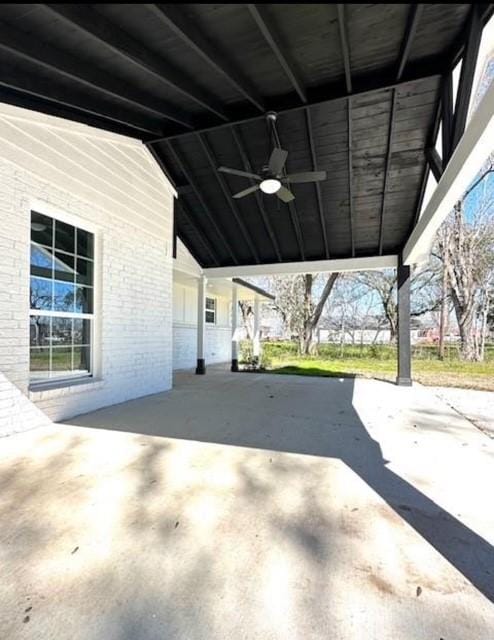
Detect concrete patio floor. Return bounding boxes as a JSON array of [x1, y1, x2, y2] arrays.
[[1, 368, 493, 640]]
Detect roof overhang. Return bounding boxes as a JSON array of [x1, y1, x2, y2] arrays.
[[403, 80, 494, 265], [204, 255, 398, 278]]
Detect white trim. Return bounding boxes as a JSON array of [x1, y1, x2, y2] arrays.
[[30, 198, 99, 234], [403, 80, 494, 265], [28, 205, 98, 385], [203, 255, 398, 278]]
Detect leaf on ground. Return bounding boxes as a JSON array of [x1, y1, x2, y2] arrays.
[[416, 586, 422, 597], [71, 546, 79, 555], [175, 521, 180, 529]]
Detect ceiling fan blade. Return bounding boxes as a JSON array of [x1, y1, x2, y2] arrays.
[[276, 185, 295, 203], [268, 148, 288, 175], [218, 166, 261, 180], [284, 171, 327, 183], [233, 184, 260, 199]]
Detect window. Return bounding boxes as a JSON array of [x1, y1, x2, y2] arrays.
[[205, 297, 216, 324], [29, 211, 94, 384]]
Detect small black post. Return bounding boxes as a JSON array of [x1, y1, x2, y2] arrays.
[[231, 359, 239, 372], [195, 358, 206, 375], [397, 257, 412, 386]]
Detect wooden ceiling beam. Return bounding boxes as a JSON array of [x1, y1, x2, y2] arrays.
[[43, 4, 226, 122], [305, 108, 330, 259], [167, 141, 239, 265], [247, 4, 307, 103], [196, 133, 261, 264], [336, 4, 352, 93], [175, 199, 220, 266], [378, 90, 397, 255], [148, 4, 264, 112], [0, 21, 192, 129], [396, 4, 424, 81], [230, 127, 283, 262], [451, 5, 483, 151], [154, 62, 443, 143]]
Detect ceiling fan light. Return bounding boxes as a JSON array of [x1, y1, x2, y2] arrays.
[[260, 178, 281, 194]]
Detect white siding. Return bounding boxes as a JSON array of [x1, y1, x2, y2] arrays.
[[0, 104, 174, 436], [172, 282, 231, 370]]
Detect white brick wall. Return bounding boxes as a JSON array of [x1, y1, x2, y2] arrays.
[[172, 280, 231, 370], [0, 104, 174, 436], [172, 324, 231, 370]]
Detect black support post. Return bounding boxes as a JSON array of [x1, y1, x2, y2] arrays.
[[397, 258, 412, 386]]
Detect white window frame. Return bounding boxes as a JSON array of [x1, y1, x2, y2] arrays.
[[29, 205, 98, 388], [205, 296, 216, 325]]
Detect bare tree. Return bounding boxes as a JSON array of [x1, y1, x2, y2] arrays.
[[353, 267, 441, 343], [270, 273, 339, 354], [436, 162, 494, 360], [238, 301, 254, 340]]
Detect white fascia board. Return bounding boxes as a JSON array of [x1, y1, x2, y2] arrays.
[[203, 255, 398, 278], [403, 80, 494, 266]]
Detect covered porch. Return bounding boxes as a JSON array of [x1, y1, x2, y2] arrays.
[[1, 367, 493, 638]]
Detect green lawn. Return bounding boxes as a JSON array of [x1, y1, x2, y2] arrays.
[[241, 342, 494, 391]]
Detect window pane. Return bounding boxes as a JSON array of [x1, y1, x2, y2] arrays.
[[51, 347, 72, 374], [206, 298, 215, 311], [73, 319, 91, 345], [31, 212, 53, 247], [30, 244, 53, 278], [52, 318, 72, 345], [54, 252, 75, 283], [30, 347, 50, 380], [30, 316, 50, 346], [55, 220, 75, 254], [76, 257, 93, 286], [75, 286, 93, 314], [30, 277, 52, 310], [77, 228, 94, 259], [73, 346, 90, 374], [205, 310, 215, 324], [53, 281, 75, 312]]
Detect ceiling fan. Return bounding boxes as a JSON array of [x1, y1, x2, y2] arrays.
[[218, 112, 326, 203]]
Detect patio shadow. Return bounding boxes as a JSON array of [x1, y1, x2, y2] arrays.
[[67, 372, 494, 603]]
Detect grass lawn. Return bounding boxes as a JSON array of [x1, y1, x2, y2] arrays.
[[241, 343, 494, 391]]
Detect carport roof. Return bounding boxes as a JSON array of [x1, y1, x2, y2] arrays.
[[0, 4, 491, 268]]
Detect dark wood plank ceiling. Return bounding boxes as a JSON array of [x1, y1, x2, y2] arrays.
[[0, 3, 491, 267]]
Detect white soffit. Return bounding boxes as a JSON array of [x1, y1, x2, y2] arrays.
[[203, 255, 398, 278]]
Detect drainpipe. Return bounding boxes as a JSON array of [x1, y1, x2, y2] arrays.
[[196, 275, 206, 374], [253, 297, 261, 365], [231, 283, 239, 372]]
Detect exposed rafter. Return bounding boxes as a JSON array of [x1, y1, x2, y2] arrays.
[[347, 98, 355, 258], [378, 90, 397, 256], [166, 142, 239, 265], [230, 127, 282, 262], [305, 108, 329, 259], [43, 4, 226, 123], [396, 4, 424, 81], [196, 133, 260, 264], [451, 4, 483, 151], [247, 4, 307, 103], [148, 4, 264, 112], [0, 21, 192, 129], [441, 73, 453, 164], [0, 67, 161, 137], [175, 199, 220, 266], [153, 63, 443, 143], [425, 147, 443, 182], [411, 89, 442, 229], [336, 4, 352, 93]]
